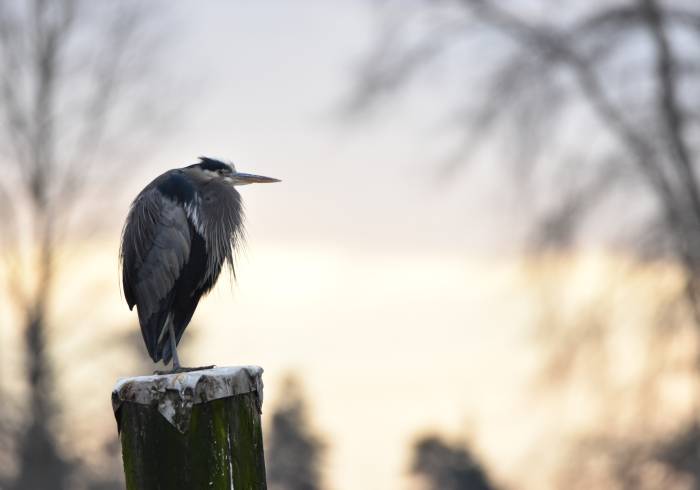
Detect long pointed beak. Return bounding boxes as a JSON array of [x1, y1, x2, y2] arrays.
[[232, 172, 281, 186]]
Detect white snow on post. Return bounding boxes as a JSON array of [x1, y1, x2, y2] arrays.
[[111, 365, 264, 433]]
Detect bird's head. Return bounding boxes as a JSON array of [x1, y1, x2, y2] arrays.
[[188, 156, 280, 186]]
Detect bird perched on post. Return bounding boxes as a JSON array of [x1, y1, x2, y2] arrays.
[[119, 157, 279, 371]]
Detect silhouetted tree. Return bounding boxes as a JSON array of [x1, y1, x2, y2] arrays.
[[266, 375, 325, 490], [412, 434, 499, 490], [657, 422, 700, 489], [0, 1, 172, 487], [354, 0, 700, 318], [354, 1, 700, 488]]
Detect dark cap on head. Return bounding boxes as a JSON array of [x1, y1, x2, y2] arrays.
[[191, 156, 233, 172]]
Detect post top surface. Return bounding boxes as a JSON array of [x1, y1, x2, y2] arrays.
[[112, 365, 264, 433]]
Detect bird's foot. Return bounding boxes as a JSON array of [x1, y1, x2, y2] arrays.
[[153, 365, 216, 375]]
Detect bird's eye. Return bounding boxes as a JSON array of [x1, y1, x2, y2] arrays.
[[217, 169, 225, 175]]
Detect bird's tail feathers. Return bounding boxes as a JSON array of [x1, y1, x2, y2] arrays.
[[138, 308, 170, 363]]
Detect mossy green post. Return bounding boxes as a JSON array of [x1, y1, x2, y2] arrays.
[[112, 366, 266, 490]]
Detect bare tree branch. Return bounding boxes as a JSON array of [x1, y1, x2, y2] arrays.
[[354, 3, 700, 483], [641, 0, 700, 227], [0, 1, 177, 487]]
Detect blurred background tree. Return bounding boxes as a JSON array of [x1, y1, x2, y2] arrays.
[[353, 0, 700, 487], [266, 374, 326, 490], [353, 0, 700, 285], [411, 434, 499, 490], [0, 0, 174, 488]]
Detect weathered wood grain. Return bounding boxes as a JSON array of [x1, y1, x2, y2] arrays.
[[118, 391, 266, 490]]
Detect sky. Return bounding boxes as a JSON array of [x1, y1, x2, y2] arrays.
[[1, 1, 695, 489], [143, 0, 523, 256]]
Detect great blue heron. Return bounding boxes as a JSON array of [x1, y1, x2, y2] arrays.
[[119, 157, 279, 371]]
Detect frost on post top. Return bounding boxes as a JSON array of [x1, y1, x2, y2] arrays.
[[111, 365, 264, 433]]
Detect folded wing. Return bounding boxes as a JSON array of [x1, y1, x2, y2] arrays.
[[120, 186, 192, 360]]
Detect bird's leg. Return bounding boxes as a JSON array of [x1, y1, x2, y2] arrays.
[[153, 319, 215, 375], [156, 322, 214, 374], [169, 321, 181, 371]]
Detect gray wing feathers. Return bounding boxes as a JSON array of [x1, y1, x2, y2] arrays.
[[121, 190, 191, 323]]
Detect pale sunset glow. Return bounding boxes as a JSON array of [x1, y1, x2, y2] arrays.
[[1, 245, 692, 489]]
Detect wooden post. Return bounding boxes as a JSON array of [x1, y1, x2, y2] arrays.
[[112, 366, 267, 490]]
